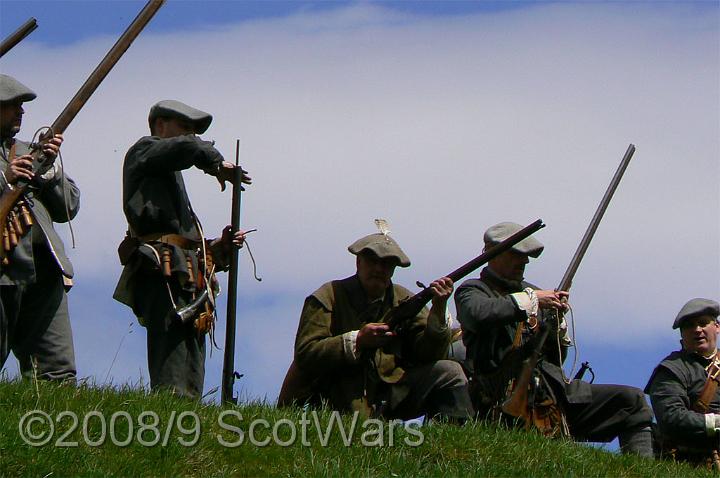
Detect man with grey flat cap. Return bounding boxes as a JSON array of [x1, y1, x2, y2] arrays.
[[646, 298, 720, 465], [278, 228, 474, 422], [0, 74, 79, 382], [113, 99, 251, 398], [455, 222, 653, 456]]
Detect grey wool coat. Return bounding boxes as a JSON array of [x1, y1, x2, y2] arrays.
[[113, 134, 227, 316], [0, 139, 79, 285], [645, 350, 720, 450]]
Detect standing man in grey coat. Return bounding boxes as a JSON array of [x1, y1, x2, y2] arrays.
[[114, 100, 250, 399], [0, 74, 79, 381], [455, 221, 654, 456]]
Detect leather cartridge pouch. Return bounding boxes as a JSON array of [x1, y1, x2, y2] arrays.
[[117, 233, 140, 265]]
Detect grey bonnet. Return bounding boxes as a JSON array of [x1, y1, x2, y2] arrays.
[[484, 221, 544, 258], [148, 99, 212, 134], [348, 233, 411, 267], [673, 298, 720, 329], [0, 74, 36, 103]]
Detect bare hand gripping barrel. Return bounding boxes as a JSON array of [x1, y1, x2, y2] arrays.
[[0, 0, 165, 265], [502, 144, 636, 421], [0, 17, 38, 58]]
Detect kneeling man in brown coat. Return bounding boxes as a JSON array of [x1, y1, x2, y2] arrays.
[[278, 230, 473, 422]]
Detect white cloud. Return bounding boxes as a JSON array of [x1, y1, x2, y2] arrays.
[[1, 2, 717, 399]]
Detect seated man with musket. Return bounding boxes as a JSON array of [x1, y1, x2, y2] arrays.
[[645, 298, 720, 467], [455, 222, 653, 456], [278, 230, 474, 422]]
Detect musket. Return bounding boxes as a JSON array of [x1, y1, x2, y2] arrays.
[[383, 219, 545, 334], [373, 219, 545, 385], [557, 143, 636, 292], [502, 144, 636, 420], [0, 0, 164, 264], [0, 18, 38, 58], [221, 140, 245, 404]]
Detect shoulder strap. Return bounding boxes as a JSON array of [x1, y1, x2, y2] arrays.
[[693, 351, 720, 413]]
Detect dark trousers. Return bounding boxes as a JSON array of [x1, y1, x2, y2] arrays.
[[564, 383, 653, 442], [132, 273, 206, 398], [0, 249, 76, 381], [388, 360, 474, 421]]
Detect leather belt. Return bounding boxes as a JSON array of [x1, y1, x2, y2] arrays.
[[138, 233, 201, 250]]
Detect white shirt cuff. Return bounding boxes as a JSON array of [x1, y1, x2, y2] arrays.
[[511, 287, 539, 318], [37, 161, 60, 183], [0, 171, 12, 191], [342, 330, 360, 363], [705, 413, 718, 436]]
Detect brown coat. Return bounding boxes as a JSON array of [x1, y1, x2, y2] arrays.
[[277, 274, 451, 410]]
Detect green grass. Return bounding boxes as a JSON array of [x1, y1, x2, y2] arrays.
[[0, 379, 713, 477]]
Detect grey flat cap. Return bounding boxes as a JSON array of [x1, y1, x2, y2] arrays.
[[484, 221, 544, 257], [672, 298, 720, 329], [0, 74, 36, 103], [348, 233, 411, 267], [148, 100, 212, 134]]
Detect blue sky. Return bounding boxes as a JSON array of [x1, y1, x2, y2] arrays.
[[5, 1, 716, 46], [1, 0, 718, 451], [1, 0, 551, 45]]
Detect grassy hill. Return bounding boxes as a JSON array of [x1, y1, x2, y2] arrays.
[[0, 379, 713, 477]]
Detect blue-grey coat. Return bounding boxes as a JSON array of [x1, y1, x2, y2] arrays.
[[0, 139, 79, 285]]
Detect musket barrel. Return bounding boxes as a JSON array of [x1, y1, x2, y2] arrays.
[[416, 219, 545, 304], [51, 0, 165, 134], [0, 1, 164, 266], [447, 219, 545, 283], [221, 140, 244, 404], [504, 145, 636, 422], [0, 17, 38, 58], [386, 219, 545, 330], [557, 144, 635, 291]]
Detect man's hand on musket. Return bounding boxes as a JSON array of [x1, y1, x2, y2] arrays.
[[536, 290, 569, 311], [5, 153, 34, 183], [7, 134, 65, 184], [216, 162, 252, 191], [429, 276, 454, 307], [219, 225, 248, 250], [357, 323, 396, 350], [40, 133, 63, 165]]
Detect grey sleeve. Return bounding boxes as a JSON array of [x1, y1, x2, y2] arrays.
[[454, 283, 527, 334], [127, 136, 224, 175], [647, 367, 709, 442], [37, 169, 80, 223]]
